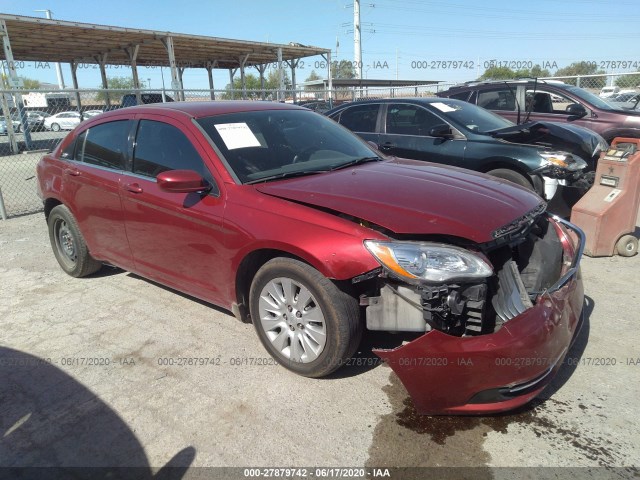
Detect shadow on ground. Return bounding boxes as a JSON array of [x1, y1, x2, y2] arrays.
[[0, 346, 194, 479]]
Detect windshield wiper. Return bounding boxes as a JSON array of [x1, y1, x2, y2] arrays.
[[329, 156, 382, 171], [245, 169, 328, 184]]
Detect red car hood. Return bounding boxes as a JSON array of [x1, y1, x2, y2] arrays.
[[255, 158, 543, 244]]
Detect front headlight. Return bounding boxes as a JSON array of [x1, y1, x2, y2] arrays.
[[539, 152, 587, 171], [364, 240, 493, 284]]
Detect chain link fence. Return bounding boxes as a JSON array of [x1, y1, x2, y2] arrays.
[[1, 71, 637, 219]]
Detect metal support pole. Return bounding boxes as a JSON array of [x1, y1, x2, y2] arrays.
[[0, 186, 7, 221], [255, 64, 266, 100], [322, 52, 333, 108], [277, 47, 284, 102], [161, 36, 182, 101], [178, 67, 185, 101], [95, 53, 110, 107], [125, 45, 141, 104], [287, 60, 299, 103], [0, 19, 32, 149], [229, 69, 236, 100], [239, 54, 249, 100], [70, 61, 82, 111], [0, 88, 18, 153], [206, 61, 217, 100]]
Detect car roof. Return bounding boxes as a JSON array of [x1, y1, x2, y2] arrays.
[[98, 101, 308, 121], [326, 97, 469, 112], [442, 78, 567, 92]]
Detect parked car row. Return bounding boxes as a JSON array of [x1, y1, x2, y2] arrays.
[[325, 97, 605, 204], [37, 100, 585, 415]]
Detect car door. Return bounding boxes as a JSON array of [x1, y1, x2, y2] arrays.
[[378, 103, 467, 166], [119, 115, 227, 305], [58, 118, 134, 268], [329, 103, 381, 144]]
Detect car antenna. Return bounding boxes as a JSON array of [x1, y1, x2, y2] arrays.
[[522, 77, 538, 124]]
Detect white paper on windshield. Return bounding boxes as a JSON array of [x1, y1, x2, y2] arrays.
[[214, 123, 261, 150], [431, 102, 456, 113]]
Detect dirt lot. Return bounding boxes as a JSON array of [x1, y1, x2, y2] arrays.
[[1, 213, 639, 479]]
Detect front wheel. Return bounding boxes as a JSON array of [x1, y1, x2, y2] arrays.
[[51, 123, 61, 132], [48, 205, 102, 277], [486, 168, 533, 190], [249, 258, 362, 378]]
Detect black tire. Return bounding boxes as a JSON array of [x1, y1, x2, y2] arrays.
[[616, 234, 638, 257], [249, 258, 362, 378], [15, 124, 21, 133], [47, 205, 102, 277], [486, 168, 533, 190], [51, 123, 61, 132]]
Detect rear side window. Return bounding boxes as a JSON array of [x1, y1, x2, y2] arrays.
[[478, 89, 516, 111], [78, 120, 131, 170], [448, 91, 472, 101], [133, 120, 216, 188], [334, 104, 379, 132]]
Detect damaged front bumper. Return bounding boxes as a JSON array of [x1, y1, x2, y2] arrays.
[[372, 217, 585, 415]]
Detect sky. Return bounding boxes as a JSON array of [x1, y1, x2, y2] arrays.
[[1, 0, 638, 91]]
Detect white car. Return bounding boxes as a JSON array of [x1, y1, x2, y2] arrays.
[[44, 111, 82, 132]]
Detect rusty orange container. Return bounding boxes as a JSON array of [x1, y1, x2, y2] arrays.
[[570, 137, 640, 257]]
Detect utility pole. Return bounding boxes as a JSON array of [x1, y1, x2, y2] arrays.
[[35, 10, 65, 89], [354, 0, 362, 80]]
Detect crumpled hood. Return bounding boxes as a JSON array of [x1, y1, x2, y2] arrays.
[[491, 121, 607, 161], [255, 158, 543, 244]]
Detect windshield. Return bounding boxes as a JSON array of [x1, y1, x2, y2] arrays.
[[197, 109, 381, 183], [564, 85, 628, 111], [428, 99, 514, 134]]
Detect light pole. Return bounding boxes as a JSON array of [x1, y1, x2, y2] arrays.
[[147, 78, 151, 90], [34, 10, 65, 89]]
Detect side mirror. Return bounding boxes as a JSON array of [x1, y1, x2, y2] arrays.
[[157, 170, 211, 193], [429, 123, 454, 138], [565, 103, 587, 119], [366, 140, 380, 150]]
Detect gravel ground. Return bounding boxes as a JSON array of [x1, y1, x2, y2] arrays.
[[0, 213, 639, 479]]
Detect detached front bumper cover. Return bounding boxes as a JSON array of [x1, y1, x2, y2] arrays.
[[373, 217, 585, 415]]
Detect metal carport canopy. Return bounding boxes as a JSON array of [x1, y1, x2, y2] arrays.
[[0, 13, 333, 104], [0, 14, 329, 69]]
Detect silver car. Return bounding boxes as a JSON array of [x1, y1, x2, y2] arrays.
[[43, 111, 82, 131]]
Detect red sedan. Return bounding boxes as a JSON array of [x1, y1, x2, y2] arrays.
[[36, 101, 585, 414]]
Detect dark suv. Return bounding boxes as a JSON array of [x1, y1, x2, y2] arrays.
[[120, 93, 174, 107], [437, 79, 640, 143]]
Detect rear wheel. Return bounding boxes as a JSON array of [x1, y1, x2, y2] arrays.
[[51, 123, 61, 132], [487, 168, 533, 190], [48, 205, 102, 277], [249, 258, 362, 378], [616, 234, 638, 257]]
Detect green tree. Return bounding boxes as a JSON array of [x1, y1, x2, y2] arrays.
[[478, 66, 519, 80], [554, 61, 606, 88], [96, 76, 136, 102], [333, 60, 356, 79], [19, 76, 41, 89], [615, 74, 640, 89], [304, 70, 322, 91], [221, 70, 291, 100], [479, 64, 551, 81]]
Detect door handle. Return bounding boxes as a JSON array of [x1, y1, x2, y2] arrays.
[[63, 167, 80, 176], [124, 183, 143, 194]]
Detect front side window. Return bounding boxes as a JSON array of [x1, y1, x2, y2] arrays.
[[133, 120, 215, 187], [79, 120, 131, 170], [386, 104, 442, 135]]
